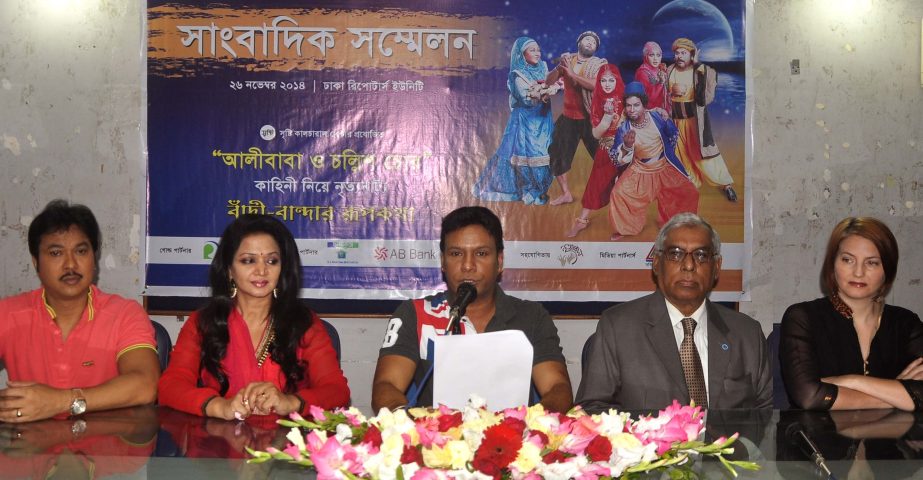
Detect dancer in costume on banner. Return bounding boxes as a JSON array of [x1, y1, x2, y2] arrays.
[[546, 31, 607, 206], [473, 37, 560, 205], [635, 41, 670, 111], [607, 82, 698, 240], [667, 38, 738, 202], [566, 64, 625, 238]]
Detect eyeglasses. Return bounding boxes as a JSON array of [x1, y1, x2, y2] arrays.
[[661, 247, 715, 265]]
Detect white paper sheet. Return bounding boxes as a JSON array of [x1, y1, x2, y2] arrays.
[[432, 330, 534, 410]]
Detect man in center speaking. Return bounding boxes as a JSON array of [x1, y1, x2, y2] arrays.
[[372, 206, 572, 413], [576, 212, 771, 412]]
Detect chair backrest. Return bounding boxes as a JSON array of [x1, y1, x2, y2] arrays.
[[321, 319, 341, 364], [768, 323, 790, 409], [152, 320, 172, 372]]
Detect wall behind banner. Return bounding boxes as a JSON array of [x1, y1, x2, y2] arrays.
[[0, 0, 920, 413]]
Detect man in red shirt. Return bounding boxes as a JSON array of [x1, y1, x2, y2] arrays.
[[0, 200, 159, 422], [546, 31, 607, 206]]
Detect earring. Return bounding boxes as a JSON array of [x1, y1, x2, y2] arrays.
[[273, 288, 278, 299], [230, 280, 238, 299]]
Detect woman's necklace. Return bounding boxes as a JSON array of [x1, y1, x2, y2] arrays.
[[860, 308, 883, 376], [255, 315, 275, 368]]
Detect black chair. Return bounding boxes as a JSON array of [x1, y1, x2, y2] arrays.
[[152, 320, 172, 372], [768, 323, 789, 409], [320, 319, 341, 365]]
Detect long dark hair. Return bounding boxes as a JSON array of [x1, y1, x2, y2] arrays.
[[198, 214, 311, 395]]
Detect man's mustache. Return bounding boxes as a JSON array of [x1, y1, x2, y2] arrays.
[[60, 272, 83, 281]]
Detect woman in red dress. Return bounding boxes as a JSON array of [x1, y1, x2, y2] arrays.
[[159, 214, 349, 419], [566, 64, 626, 237]]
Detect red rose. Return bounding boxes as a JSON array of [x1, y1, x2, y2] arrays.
[[437, 412, 463, 432], [360, 425, 382, 448], [473, 424, 523, 477], [499, 417, 527, 435], [542, 449, 569, 464], [586, 435, 613, 462], [400, 444, 424, 466]]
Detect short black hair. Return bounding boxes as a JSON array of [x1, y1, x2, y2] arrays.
[[439, 206, 504, 253], [624, 91, 649, 108], [28, 199, 101, 263]]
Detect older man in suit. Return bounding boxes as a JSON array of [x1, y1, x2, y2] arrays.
[[576, 213, 771, 412]]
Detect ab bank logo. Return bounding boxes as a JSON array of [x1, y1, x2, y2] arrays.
[[558, 244, 583, 266], [203, 241, 219, 260], [374, 247, 389, 260]]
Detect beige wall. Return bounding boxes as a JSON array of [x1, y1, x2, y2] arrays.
[[1, 1, 921, 413]]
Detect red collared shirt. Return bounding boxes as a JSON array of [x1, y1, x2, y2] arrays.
[[0, 285, 156, 388]]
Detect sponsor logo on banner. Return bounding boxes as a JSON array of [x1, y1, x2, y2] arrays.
[[599, 251, 638, 260], [327, 241, 359, 265], [155, 244, 194, 256], [517, 250, 552, 265], [646, 245, 657, 265], [558, 244, 583, 266], [373, 246, 437, 262], [203, 241, 219, 260]]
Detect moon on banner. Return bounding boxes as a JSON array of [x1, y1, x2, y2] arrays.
[[652, 0, 736, 62]]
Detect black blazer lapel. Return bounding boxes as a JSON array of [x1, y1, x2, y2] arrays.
[[706, 301, 732, 407], [645, 292, 688, 400]]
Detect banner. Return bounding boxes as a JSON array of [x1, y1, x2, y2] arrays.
[[146, 0, 750, 302]]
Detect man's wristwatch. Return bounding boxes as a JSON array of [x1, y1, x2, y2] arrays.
[[71, 419, 87, 437], [69, 388, 87, 416]]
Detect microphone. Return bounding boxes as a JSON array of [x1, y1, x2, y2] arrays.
[[785, 423, 837, 479], [446, 282, 477, 335]]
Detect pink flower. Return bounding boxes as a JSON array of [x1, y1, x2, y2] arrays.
[[415, 417, 447, 448], [560, 415, 600, 454], [306, 432, 363, 480], [525, 432, 547, 449], [632, 400, 704, 455], [517, 474, 543, 480], [501, 405, 527, 421], [282, 443, 303, 461], [410, 468, 442, 480], [309, 405, 327, 422], [343, 410, 363, 426], [576, 464, 611, 479]]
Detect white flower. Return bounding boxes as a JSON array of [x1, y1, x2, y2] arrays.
[[445, 469, 493, 480], [363, 434, 405, 480], [536, 456, 588, 480], [510, 440, 542, 474], [286, 426, 307, 451], [610, 441, 658, 477], [526, 409, 560, 435], [594, 410, 630, 436], [334, 423, 354, 443], [399, 463, 420, 479], [632, 414, 669, 434], [466, 394, 487, 410]]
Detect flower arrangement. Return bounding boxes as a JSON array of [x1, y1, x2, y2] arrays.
[[248, 396, 758, 480]]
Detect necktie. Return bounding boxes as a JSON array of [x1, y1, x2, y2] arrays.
[[680, 317, 708, 407]]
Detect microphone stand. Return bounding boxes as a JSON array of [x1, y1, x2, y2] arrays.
[[796, 428, 837, 479], [446, 306, 463, 335]]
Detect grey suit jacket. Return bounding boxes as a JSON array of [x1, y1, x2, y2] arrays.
[[575, 291, 772, 413]]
